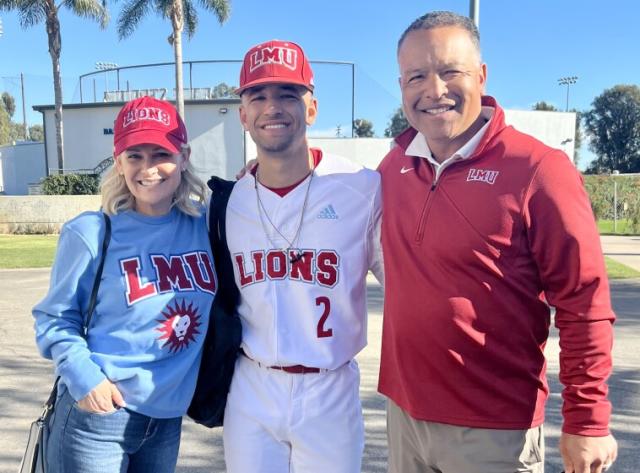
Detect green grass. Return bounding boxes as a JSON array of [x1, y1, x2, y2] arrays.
[[0, 235, 59, 269], [1, 236, 639, 280], [604, 256, 640, 279], [598, 219, 638, 235]]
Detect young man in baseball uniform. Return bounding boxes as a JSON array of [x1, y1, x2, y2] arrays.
[[219, 40, 383, 473]]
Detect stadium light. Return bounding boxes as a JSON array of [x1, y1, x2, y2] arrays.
[[95, 62, 119, 95], [557, 76, 578, 112]]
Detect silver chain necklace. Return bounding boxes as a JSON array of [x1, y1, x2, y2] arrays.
[[254, 167, 314, 264]]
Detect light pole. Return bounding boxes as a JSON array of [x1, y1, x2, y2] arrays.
[[95, 62, 118, 99], [469, 0, 480, 28], [557, 76, 578, 112]]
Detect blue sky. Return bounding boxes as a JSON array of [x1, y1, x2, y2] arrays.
[[1, 0, 639, 169]]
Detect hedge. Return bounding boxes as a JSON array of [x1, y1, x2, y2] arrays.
[[583, 174, 640, 233], [42, 173, 100, 195]]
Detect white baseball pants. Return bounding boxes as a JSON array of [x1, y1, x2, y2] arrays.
[[223, 355, 364, 473]]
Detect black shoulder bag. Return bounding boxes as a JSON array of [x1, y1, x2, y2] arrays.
[[19, 213, 111, 473], [188, 176, 242, 428]]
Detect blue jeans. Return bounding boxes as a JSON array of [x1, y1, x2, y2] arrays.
[[46, 387, 182, 473]]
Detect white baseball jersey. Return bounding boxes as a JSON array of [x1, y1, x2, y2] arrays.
[[226, 152, 382, 369]]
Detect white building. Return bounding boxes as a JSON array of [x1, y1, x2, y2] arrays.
[[0, 141, 46, 195], [33, 99, 245, 185], [0, 100, 576, 196]]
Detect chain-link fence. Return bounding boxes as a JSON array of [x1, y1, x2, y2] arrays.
[[583, 174, 640, 234]]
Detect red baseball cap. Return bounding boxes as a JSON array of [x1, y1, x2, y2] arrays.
[[113, 96, 188, 156], [236, 40, 314, 95]]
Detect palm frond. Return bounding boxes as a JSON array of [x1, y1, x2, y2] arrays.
[[117, 0, 150, 38], [63, 0, 109, 28], [199, 0, 228, 23], [157, 0, 172, 20], [0, 0, 22, 12], [183, 0, 196, 38], [17, 0, 46, 27]]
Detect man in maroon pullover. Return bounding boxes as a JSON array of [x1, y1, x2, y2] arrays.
[[378, 10, 617, 473]]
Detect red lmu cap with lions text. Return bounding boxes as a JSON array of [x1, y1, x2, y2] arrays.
[[113, 96, 188, 156], [237, 40, 315, 95]]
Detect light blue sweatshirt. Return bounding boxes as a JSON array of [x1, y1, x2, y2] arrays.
[[33, 208, 215, 418]]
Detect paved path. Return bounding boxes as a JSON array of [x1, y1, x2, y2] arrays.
[[1, 243, 638, 472], [601, 235, 640, 272]]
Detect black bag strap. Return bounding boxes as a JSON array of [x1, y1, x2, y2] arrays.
[[207, 176, 239, 311], [186, 176, 241, 428], [84, 213, 111, 336], [44, 213, 112, 411]]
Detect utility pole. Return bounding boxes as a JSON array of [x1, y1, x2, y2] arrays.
[[21, 73, 28, 140], [469, 0, 480, 28]]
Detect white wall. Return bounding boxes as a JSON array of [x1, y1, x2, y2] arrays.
[[244, 110, 575, 171], [183, 103, 245, 181], [35, 104, 576, 195], [504, 110, 576, 160], [243, 135, 393, 170], [0, 195, 101, 233], [0, 142, 46, 195], [39, 101, 245, 183], [308, 138, 393, 169]]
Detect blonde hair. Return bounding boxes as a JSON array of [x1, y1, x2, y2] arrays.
[[101, 147, 207, 217]]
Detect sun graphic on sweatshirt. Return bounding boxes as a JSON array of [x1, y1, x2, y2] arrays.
[[156, 299, 202, 352]]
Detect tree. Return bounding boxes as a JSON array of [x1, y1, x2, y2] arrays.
[[573, 110, 583, 164], [384, 107, 409, 138], [118, 0, 230, 120], [531, 101, 556, 111], [211, 82, 236, 98], [353, 118, 374, 138], [0, 0, 109, 173], [29, 124, 44, 141], [532, 101, 583, 164], [9, 121, 25, 141], [1, 92, 15, 118], [0, 105, 10, 145], [584, 85, 640, 173]]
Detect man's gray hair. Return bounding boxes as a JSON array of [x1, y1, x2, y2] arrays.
[[398, 11, 481, 58]]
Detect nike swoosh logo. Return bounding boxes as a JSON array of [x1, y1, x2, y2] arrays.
[[400, 166, 414, 174]]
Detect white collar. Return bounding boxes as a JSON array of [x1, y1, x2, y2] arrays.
[[405, 106, 495, 169]]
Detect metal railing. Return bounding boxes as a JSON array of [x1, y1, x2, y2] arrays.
[[78, 59, 356, 136], [48, 156, 114, 177]]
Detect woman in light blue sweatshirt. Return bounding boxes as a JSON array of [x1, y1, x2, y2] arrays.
[[33, 96, 216, 473]]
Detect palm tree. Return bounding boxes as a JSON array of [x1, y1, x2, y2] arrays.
[[118, 0, 229, 120], [0, 0, 108, 173]]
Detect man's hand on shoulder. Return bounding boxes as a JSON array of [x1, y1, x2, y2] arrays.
[[559, 432, 617, 473], [236, 158, 257, 180]]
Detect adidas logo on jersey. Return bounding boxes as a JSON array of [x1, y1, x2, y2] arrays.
[[317, 205, 338, 219]]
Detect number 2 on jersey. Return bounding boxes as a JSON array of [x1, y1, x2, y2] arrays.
[[315, 296, 333, 338]]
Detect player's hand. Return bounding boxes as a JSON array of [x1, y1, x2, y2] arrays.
[[559, 432, 617, 473], [236, 158, 257, 180], [77, 379, 126, 413]]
